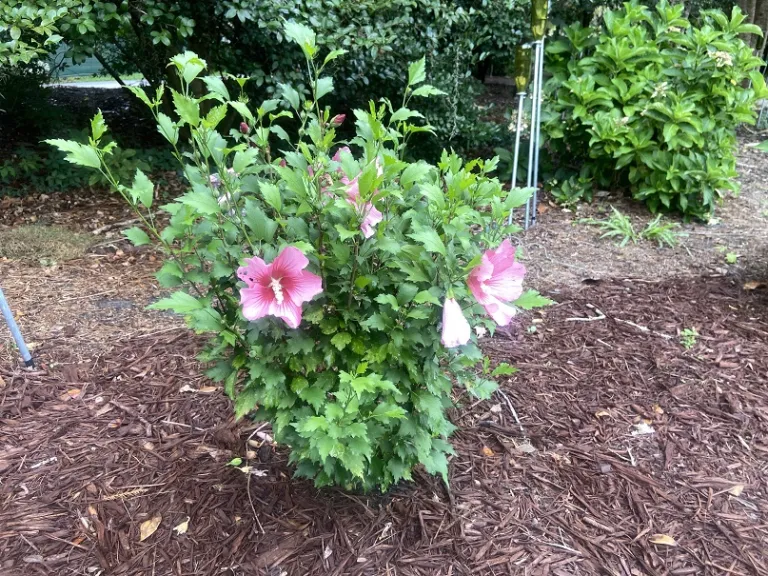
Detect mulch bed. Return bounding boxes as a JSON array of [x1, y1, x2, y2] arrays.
[[2, 275, 768, 575]]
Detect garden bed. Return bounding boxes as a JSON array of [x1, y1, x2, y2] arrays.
[[2, 271, 768, 575]]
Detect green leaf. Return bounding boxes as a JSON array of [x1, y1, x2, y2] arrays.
[[391, 107, 424, 124], [315, 76, 334, 100], [260, 182, 282, 211], [148, 291, 203, 313], [130, 169, 154, 208], [156, 112, 179, 146], [371, 402, 407, 421], [279, 83, 301, 110], [90, 110, 107, 142], [235, 388, 259, 420], [202, 75, 230, 101], [408, 57, 426, 86], [491, 363, 518, 377], [229, 100, 255, 123], [243, 200, 278, 241], [179, 189, 220, 215], [171, 90, 200, 126], [233, 148, 259, 173], [316, 435, 336, 460], [330, 332, 352, 351], [335, 224, 359, 240], [45, 139, 101, 169], [408, 229, 446, 256], [375, 294, 399, 310], [283, 20, 316, 58], [123, 227, 150, 246], [400, 162, 432, 189], [411, 85, 447, 97], [323, 48, 347, 66], [514, 290, 554, 310], [413, 290, 440, 305]]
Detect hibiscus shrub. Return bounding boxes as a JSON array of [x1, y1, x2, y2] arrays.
[[47, 23, 550, 491]]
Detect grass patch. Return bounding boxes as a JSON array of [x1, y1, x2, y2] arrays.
[[0, 225, 92, 262], [57, 72, 144, 84]]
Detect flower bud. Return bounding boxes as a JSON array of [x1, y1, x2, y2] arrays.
[[239, 122, 250, 134], [330, 114, 346, 127]]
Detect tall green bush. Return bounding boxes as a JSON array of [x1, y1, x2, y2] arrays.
[[47, 27, 549, 490], [544, 0, 766, 219]]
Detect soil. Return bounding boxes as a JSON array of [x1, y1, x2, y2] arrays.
[[2, 87, 768, 575]]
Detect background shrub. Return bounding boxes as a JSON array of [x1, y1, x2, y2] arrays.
[[544, 0, 766, 219]]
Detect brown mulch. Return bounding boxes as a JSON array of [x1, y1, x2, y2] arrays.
[[3, 275, 768, 575]]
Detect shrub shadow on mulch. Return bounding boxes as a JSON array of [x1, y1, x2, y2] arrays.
[[2, 275, 767, 575]]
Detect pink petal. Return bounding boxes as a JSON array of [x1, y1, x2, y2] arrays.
[[344, 176, 360, 203], [485, 239, 517, 271], [441, 298, 471, 348], [467, 258, 493, 303], [332, 146, 352, 163], [360, 202, 383, 238], [483, 263, 526, 302], [268, 299, 303, 329], [270, 246, 309, 279], [482, 297, 518, 327], [282, 270, 323, 305], [240, 283, 274, 321], [237, 256, 270, 285]]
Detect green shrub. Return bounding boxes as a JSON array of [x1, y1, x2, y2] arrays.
[[544, 1, 766, 219], [48, 27, 549, 491]]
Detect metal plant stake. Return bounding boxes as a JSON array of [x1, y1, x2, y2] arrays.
[[525, 0, 549, 229], [508, 45, 532, 226], [0, 286, 35, 368]]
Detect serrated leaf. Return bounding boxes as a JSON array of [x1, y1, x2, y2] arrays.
[[411, 85, 447, 97], [260, 182, 282, 211], [229, 100, 255, 123], [179, 189, 220, 215], [148, 292, 203, 314], [279, 83, 300, 110], [413, 290, 440, 305], [90, 110, 107, 141], [323, 48, 347, 66], [492, 363, 518, 377], [171, 90, 200, 126], [202, 76, 230, 101], [400, 162, 432, 189], [513, 290, 554, 310], [45, 139, 101, 169], [316, 435, 335, 460], [375, 294, 399, 310], [315, 76, 334, 100], [123, 227, 150, 246], [371, 402, 407, 421], [156, 112, 179, 145], [130, 168, 154, 208], [330, 332, 352, 350], [408, 57, 426, 86], [408, 229, 445, 256]]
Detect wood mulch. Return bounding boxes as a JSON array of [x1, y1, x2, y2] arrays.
[[2, 274, 768, 575]]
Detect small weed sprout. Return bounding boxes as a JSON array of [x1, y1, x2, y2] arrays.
[[581, 206, 637, 247], [640, 215, 681, 247], [680, 328, 699, 349]]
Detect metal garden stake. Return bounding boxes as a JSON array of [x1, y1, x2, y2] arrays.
[[0, 286, 35, 368], [525, 0, 550, 229], [508, 45, 532, 226]]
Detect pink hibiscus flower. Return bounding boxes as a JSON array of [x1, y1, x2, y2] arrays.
[[467, 239, 526, 326], [237, 247, 322, 329], [332, 147, 383, 238], [441, 298, 471, 348]]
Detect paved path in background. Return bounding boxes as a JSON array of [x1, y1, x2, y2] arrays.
[[46, 79, 148, 89]]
